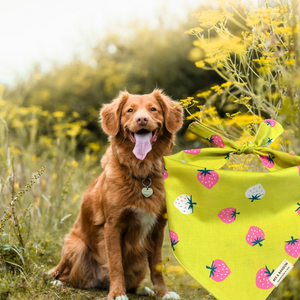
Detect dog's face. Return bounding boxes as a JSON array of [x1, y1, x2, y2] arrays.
[[121, 95, 164, 160], [100, 90, 183, 160]]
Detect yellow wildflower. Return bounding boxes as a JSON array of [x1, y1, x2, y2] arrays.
[[180, 97, 195, 108], [221, 81, 233, 88], [197, 90, 212, 98], [10, 146, 22, 155], [166, 265, 185, 274], [204, 106, 218, 116], [73, 193, 81, 203], [185, 27, 204, 35], [72, 111, 80, 118], [155, 264, 163, 272], [52, 111, 66, 118], [88, 142, 101, 152], [188, 48, 202, 61], [28, 120, 38, 126], [184, 131, 198, 141], [186, 112, 200, 121], [81, 129, 91, 135], [195, 60, 205, 68], [226, 114, 262, 126], [19, 107, 31, 115], [11, 120, 23, 128], [286, 59, 296, 66], [205, 57, 216, 64]]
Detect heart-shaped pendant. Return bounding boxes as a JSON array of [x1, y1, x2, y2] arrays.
[[142, 187, 153, 198]]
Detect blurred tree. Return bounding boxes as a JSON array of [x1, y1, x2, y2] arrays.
[[6, 6, 223, 149]]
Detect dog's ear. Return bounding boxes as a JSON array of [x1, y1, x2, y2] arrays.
[[100, 91, 129, 136], [153, 89, 183, 133]]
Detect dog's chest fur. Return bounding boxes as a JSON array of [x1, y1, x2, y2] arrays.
[[131, 207, 157, 243]]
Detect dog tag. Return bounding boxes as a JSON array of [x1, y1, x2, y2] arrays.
[[142, 187, 153, 198]]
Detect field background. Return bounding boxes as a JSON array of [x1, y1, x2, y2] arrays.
[[1, 0, 300, 299]]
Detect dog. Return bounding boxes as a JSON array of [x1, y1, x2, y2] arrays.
[[52, 89, 183, 300]]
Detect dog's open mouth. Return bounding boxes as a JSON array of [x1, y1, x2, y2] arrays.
[[128, 128, 159, 160]]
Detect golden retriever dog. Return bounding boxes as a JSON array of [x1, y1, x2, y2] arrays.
[[52, 89, 183, 300]]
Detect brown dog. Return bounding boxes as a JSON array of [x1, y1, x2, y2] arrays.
[[52, 90, 183, 299]]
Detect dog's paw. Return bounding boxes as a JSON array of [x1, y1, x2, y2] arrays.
[[137, 286, 156, 296], [108, 291, 128, 300], [115, 296, 128, 300], [162, 292, 180, 299], [51, 280, 63, 286]]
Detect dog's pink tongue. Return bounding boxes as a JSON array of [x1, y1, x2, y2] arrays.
[[133, 132, 152, 160]]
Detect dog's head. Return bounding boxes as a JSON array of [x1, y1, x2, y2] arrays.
[[100, 89, 183, 160]]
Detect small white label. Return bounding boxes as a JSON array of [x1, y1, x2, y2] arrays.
[[269, 259, 294, 287]]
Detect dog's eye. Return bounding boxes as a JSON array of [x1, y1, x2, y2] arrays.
[[150, 107, 157, 111], [127, 108, 133, 112]]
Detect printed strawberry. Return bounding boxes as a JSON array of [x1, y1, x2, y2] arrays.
[[206, 260, 231, 282], [218, 207, 240, 223], [184, 148, 201, 155], [246, 226, 265, 247], [197, 168, 219, 189], [163, 168, 168, 180], [298, 166, 300, 176], [285, 236, 300, 258], [264, 119, 277, 127], [296, 203, 300, 216], [256, 266, 274, 289], [169, 230, 179, 251], [206, 135, 225, 148], [259, 154, 275, 168], [245, 184, 265, 202], [174, 194, 197, 214]]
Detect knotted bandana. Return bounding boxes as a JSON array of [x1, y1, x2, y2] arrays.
[[163, 119, 300, 300]]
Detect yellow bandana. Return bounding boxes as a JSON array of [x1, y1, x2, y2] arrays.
[[163, 120, 300, 300]]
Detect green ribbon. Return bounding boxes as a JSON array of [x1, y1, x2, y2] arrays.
[[170, 119, 300, 171]]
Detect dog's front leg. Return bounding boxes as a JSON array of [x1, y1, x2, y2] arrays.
[[104, 221, 128, 300]]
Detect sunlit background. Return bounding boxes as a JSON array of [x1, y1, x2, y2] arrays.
[[1, 0, 205, 85]]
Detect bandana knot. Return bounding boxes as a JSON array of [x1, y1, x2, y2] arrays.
[[237, 141, 254, 154]]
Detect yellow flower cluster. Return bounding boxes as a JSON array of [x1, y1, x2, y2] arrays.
[[183, 0, 300, 156]]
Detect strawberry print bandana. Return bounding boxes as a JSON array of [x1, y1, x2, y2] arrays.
[[163, 120, 300, 300]]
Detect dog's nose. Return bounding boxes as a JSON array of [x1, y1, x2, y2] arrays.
[[136, 115, 148, 126]]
